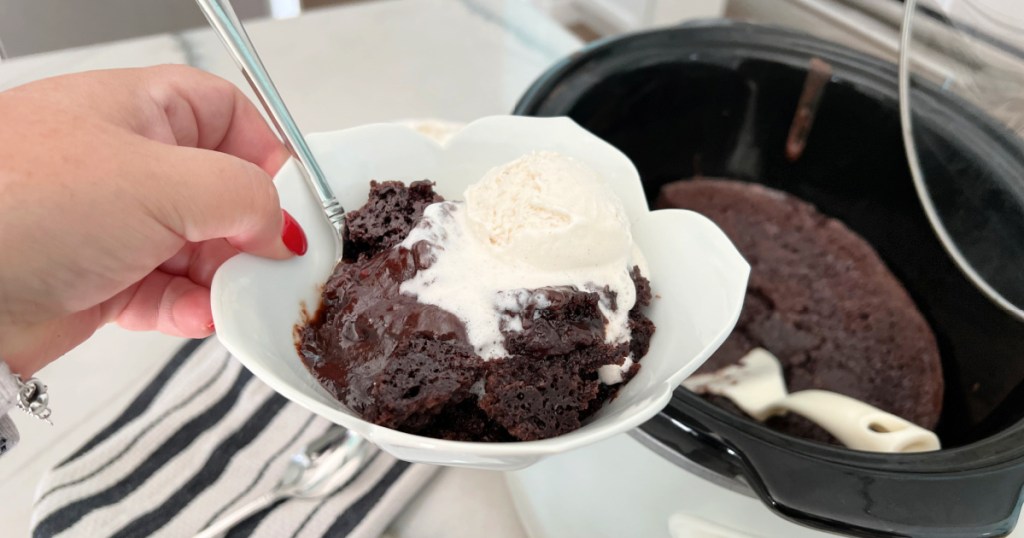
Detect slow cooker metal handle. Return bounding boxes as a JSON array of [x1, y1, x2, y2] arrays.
[[650, 402, 1024, 538]]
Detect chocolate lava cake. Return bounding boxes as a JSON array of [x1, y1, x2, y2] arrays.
[[658, 179, 943, 443], [298, 180, 655, 442]]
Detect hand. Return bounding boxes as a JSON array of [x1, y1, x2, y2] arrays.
[[0, 65, 305, 376]]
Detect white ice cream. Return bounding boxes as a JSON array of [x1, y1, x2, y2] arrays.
[[463, 150, 633, 271], [400, 151, 646, 369]]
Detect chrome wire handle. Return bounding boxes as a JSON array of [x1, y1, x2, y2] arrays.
[[897, 0, 1024, 321]]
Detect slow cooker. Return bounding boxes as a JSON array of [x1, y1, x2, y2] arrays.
[[513, 22, 1024, 538]]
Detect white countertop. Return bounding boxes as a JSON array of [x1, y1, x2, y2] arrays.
[[0, 1, 581, 536]]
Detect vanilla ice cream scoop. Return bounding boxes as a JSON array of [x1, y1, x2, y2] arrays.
[[464, 151, 632, 270], [400, 150, 645, 362]]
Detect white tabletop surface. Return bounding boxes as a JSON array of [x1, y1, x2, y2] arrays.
[[0, 1, 581, 536]]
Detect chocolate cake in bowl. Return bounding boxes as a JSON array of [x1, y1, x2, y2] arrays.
[[298, 177, 655, 442]]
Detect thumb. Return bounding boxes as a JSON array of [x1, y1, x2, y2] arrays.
[[147, 144, 306, 258]]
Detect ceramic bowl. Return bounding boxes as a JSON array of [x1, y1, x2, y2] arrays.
[[211, 115, 749, 470]]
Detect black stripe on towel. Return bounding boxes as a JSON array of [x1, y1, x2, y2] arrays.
[[222, 498, 287, 538], [33, 365, 253, 538], [56, 338, 206, 469], [37, 353, 232, 504], [322, 460, 412, 537], [201, 414, 320, 530], [110, 392, 290, 538]]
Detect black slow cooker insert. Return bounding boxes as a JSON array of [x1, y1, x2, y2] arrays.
[[516, 22, 1024, 538]]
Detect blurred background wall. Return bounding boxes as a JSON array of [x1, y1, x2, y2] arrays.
[[0, 0, 277, 57], [0, 0, 725, 58], [0, 0, 1021, 60]]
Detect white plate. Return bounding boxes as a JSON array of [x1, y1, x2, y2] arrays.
[[211, 115, 749, 470], [506, 433, 829, 538]]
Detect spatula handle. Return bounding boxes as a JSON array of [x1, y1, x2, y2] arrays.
[[769, 390, 940, 453]]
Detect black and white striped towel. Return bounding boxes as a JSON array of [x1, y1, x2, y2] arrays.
[[31, 338, 438, 538]]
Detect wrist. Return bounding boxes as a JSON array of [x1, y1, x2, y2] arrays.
[[0, 321, 63, 377], [0, 308, 107, 377], [0, 330, 40, 378], [0, 349, 54, 426]]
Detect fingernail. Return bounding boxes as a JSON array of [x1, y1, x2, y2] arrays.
[[206, 321, 216, 332], [281, 209, 307, 256]]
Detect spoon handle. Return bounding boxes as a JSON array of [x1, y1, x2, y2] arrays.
[[193, 490, 282, 538], [194, 0, 346, 233]]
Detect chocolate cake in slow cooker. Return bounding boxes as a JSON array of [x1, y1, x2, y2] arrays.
[[659, 178, 944, 443]]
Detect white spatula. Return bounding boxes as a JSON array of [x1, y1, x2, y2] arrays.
[[683, 348, 941, 453]]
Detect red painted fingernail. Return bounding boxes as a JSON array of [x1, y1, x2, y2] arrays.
[[281, 209, 307, 256], [206, 321, 216, 332]]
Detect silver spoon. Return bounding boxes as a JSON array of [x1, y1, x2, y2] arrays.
[[194, 426, 378, 538], [195, 0, 346, 256]]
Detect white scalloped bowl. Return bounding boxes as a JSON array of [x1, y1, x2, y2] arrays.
[[211, 116, 749, 470]]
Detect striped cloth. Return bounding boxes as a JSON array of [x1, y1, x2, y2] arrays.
[[31, 338, 438, 538]]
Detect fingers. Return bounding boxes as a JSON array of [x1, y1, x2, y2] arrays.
[[4, 66, 289, 175], [2, 266, 218, 376], [5, 66, 301, 263], [112, 270, 215, 338], [159, 239, 238, 288], [146, 144, 305, 259], [140, 65, 290, 176], [135, 66, 304, 260], [0, 266, 217, 376], [138, 66, 304, 260]]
